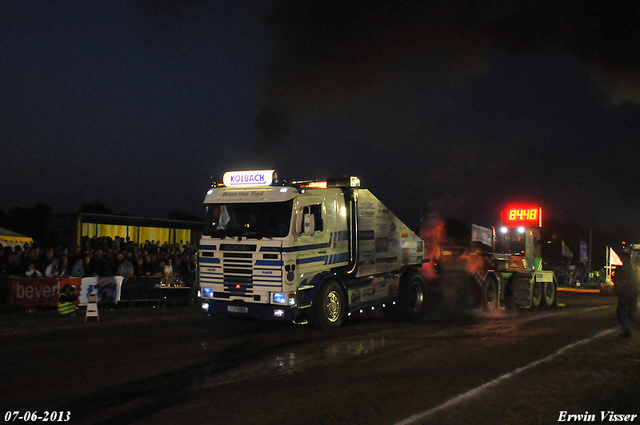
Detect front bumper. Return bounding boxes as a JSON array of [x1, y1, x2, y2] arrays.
[[200, 299, 301, 322]]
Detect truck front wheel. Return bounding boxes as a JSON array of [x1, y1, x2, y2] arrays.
[[398, 271, 428, 321], [313, 280, 346, 330]]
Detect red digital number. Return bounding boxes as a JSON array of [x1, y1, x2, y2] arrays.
[[502, 206, 542, 227], [508, 209, 537, 221]]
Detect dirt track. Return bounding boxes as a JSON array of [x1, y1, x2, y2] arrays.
[[1, 292, 639, 425]]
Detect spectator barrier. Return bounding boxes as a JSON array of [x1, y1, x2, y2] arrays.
[[119, 276, 162, 303], [0, 275, 195, 310]]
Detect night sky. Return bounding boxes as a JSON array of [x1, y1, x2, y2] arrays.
[[2, 0, 640, 234]]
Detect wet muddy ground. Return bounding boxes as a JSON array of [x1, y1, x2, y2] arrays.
[[2, 292, 639, 425]]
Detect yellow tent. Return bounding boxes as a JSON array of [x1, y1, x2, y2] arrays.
[[0, 226, 33, 248]]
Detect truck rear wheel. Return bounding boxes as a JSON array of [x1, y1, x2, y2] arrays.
[[531, 280, 542, 308], [542, 279, 556, 308], [483, 277, 498, 312], [398, 271, 427, 321], [313, 280, 346, 330]]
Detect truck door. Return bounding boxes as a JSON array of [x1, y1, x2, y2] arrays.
[[295, 198, 329, 274], [295, 193, 350, 275]]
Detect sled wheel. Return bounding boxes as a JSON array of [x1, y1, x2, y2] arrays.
[[531, 280, 542, 308], [542, 279, 556, 308], [483, 277, 498, 312]]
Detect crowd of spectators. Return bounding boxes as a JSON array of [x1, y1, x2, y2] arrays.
[[0, 236, 199, 283]]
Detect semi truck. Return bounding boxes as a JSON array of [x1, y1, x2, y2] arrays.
[[197, 170, 427, 329]]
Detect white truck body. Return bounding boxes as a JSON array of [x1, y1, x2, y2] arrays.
[[198, 170, 425, 327]]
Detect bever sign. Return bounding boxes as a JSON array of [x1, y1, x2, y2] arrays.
[[7, 277, 81, 307]]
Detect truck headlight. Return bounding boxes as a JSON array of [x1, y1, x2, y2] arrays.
[[202, 287, 213, 298], [273, 293, 286, 304]]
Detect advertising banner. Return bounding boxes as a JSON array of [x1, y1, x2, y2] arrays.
[[7, 277, 81, 307], [79, 276, 123, 306], [580, 239, 588, 264], [356, 190, 423, 278]]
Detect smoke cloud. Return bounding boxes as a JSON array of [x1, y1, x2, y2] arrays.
[[256, 0, 640, 142]]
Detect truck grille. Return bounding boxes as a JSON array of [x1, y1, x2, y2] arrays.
[[199, 244, 283, 301]]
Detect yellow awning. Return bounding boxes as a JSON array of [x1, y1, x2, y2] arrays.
[[0, 236, 32, 242], [0, 235, 34, 247]]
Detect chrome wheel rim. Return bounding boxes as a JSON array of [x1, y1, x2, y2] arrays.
[[325, 290, 341, 323], [411, 283, 424, 312]]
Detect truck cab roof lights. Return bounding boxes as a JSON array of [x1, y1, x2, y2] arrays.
[[293, 176, 361, 188], [218, 171, 361, 189], [304, 181, 328, 189], [327, 176, 360, 188], [288, 179, 318, 187]]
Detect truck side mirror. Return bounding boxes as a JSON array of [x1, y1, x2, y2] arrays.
[[295, 210, 304, 235], [304, 213, 315, 236]]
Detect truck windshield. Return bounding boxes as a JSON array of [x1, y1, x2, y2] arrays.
[[203, 200, 293, 239]]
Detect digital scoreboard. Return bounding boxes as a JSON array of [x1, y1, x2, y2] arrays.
[[500, 206, 542, 228]]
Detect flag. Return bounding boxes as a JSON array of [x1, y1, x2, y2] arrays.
[[580, 239, 588, 264], [561, 240, 573, 258], [471, 224, 493, 247], [609, 247, 623, 266]]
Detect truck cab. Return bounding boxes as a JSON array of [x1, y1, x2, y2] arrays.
[[198, 170, 426, 328]]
